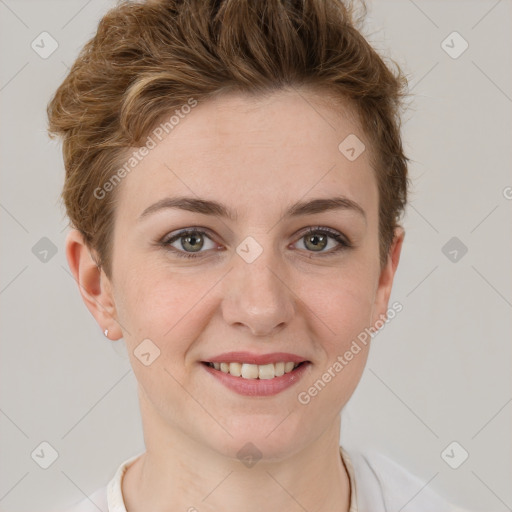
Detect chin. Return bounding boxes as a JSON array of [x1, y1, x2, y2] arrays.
[[204, 417, 310, 462]]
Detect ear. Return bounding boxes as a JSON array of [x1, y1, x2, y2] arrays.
[[370, 226, 405, 328], [65, 229, 123, 340]]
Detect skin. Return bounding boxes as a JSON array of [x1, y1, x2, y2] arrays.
[[67, 88, 404, 512]]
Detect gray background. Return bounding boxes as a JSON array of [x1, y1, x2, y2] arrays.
[[0, 1, 511, 511]]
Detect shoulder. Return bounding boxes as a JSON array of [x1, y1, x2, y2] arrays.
[[341, 446, 472, 512]]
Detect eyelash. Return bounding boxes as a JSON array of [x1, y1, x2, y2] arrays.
[[159, 226, 352, 259]]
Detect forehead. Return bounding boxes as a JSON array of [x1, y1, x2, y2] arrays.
[[115, 88, 378, 225]]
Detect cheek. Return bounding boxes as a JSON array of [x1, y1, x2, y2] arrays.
[[297, 276, 374, 411], [114, 266, 213, 352], [300, 262, 377, 342], [114, 272, 208, 399]]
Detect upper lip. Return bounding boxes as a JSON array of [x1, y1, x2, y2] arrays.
[[203, 351, 310, 365]]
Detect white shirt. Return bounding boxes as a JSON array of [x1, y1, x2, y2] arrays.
[[61, 446, 471, 512]]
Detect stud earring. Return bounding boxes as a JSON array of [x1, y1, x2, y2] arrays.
[[104, 329, 109, 338]]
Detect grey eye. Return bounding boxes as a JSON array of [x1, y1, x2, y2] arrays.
[[303, 232, 329, 252]]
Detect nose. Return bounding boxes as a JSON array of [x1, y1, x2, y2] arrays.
[[221, 246, 295, 337]]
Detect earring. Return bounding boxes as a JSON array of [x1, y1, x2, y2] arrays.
[[104, 329, 109, 338]]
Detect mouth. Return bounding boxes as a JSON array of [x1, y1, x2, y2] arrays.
[[201, 360, 309, 380], [201, 359, 311, 396]]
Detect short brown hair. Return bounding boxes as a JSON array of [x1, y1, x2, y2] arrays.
[[47, 0, 409, 276]]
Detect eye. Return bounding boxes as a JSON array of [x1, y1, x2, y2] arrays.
[[160, 228, 218, 259], [293, 227, 352, 256]]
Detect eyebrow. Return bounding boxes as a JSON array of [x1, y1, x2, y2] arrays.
[[139, 195, 366, 223]]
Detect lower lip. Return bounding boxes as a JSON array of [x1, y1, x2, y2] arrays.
[[201, 362, 311, 396]]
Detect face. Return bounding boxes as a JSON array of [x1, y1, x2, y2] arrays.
[[101, 89, 401, 459]]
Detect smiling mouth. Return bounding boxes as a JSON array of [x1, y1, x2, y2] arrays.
[[201, 361, 309, 379]]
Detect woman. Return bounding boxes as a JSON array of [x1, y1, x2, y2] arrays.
[[48, 1, 471, 510]]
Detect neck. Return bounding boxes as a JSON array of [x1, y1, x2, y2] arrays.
[[123, 396, 351, 512]]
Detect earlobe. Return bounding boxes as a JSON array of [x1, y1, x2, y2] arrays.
[[65, 229, 123, 340]]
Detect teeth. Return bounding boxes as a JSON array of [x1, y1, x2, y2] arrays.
[[284, 362, 295, 372], [241, 363, 259, 379], [274, 362, 285, 377], [208, 361, 303, 379], [229, 362, 242, 377]]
